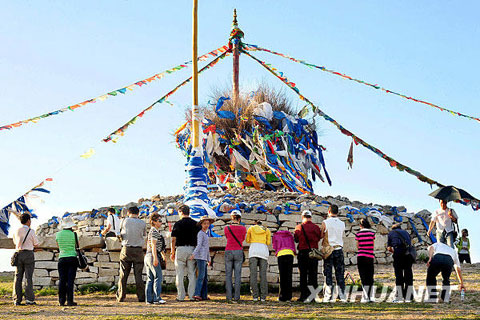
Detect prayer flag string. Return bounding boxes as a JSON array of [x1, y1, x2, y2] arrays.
[[103, 51, 229, 143], [242, 49, 446, 189], [243, 44, 480, 124], [0, 45, 229, 132]]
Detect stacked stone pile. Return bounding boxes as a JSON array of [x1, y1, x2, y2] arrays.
[[31, 189, 432, 290]]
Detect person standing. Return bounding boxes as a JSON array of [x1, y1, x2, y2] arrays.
[[116, 206, 146, 302], [426, 241, 465, 302], [427, 199, 458, 248], [246, 220, 271, 302], [101, 208, 120, 238], [145, 213, 166, 305], [224, 210, 246, 302], [190, 216, 214, 301], [355, 218, 376, 303], [293, 210, 321, 302], [456, 229, 471, 264], [170, 205, 199, 301], [272, 230, 296, 302], [387, 223, 414, 303], [12, 213, 39, 306], [56, 217, 79, 306], [321, 204, 346, 302]]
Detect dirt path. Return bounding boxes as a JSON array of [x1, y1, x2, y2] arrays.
[[1, 264, 479, 320]]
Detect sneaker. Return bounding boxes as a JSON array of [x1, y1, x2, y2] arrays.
[[404, 299, 412, 303], [155, 299, 166, 305], [25, 300, 36, 306], [13, 301, 23, 306], [253, 298, 258, 302], [66, 302, 78, 306], [360, 298, 370, 303], [260, 299, 266, 302], [175, 298, 184, 302], [392, 299, 404, 303], [340, 298, 348, 303], [369, 298, 376, 303]]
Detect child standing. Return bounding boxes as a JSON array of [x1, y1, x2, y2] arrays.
[[190, 216, 214, 301]]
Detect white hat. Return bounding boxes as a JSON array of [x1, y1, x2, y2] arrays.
[[230, 210, 242, 217], [301, 210, 312, 217], [60, 217, 76, 229]]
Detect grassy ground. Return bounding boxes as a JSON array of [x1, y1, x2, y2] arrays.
[[0, 263, 478, 320]]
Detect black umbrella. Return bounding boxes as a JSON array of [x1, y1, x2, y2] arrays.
[[429, 185, 477, 202]]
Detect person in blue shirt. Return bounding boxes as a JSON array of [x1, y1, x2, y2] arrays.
[[387, 223, 414, 303]]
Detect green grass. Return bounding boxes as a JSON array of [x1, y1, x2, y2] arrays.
[[36, 286, 58, 296]]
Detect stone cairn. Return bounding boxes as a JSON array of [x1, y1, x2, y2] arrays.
[[32, 189, 432, 290]]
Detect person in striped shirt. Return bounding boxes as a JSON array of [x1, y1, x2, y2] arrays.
[[355, 218, 376, 303]]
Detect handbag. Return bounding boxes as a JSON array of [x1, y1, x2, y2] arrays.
[[227, 226, 245, 262], [74, 232, 88, 270], [11, 228, 32, 267], [394, 230, 417, 261]]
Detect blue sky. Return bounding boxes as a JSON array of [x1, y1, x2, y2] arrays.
[[0, 1, 479, 271]]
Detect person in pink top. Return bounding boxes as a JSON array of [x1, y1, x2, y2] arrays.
[[355, 218, 376, 302], [224, 210, 246, 302], [273, 230, 296, 302]]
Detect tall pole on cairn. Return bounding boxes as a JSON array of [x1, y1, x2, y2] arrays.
[[231, 9, 244, 104], [192, 0, 200, 149]]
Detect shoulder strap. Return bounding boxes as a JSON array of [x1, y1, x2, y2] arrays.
[[19, 228, 31, 249], [227, 226, 243, 248], [301, 224, 311, 250], [112, 215, 116, 231], [394, 229, 409, 248], [74, 231, 80, 250]]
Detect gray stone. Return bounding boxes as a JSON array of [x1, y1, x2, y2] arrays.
[[35, 251, 54, 261], [35, 261, 58, 269]]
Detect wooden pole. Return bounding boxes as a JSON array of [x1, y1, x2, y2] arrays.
[[192, 0, 200, 149], [232, 9, 240, 104]]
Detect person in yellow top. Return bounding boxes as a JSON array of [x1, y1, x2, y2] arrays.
[[246, 220, 271, 302]]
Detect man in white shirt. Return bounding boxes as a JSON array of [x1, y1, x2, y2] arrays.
[[321, 204, 346, 302], [427, 199, 458, 248], [426, 242, 465, 302], [12, 213, 39, 306], [101, 208, 120, 238]]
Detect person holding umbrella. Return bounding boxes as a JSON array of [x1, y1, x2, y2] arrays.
[[427, 199, 458, 248]]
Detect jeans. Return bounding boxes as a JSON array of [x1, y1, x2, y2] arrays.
[[117, 246, 145, 302], [297, 249, 318, 301], [145, 252, 163, 303], [175, 246, 196, 300], [225, 250, 243, 301], [323, 249, 346, 298], [436, 230, 454, 248], [393, 255, 414, 300], [249, 257, 268, 299], [58, 256, 78, 305], [427, 254, 454, 301], [194, 259, 208, 299], [278, 254, 294, 301], [357, 256, 374, 300], [13, 251, 35, 303]]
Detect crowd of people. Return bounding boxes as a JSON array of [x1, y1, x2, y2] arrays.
[[11, 199, 470, 306]]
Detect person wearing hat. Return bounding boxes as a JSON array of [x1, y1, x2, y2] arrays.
[[387, 222, 414, 303], [224, 210, 247, 302], [321, 204, 346, 302], [55, 216, 79, 306], [189, 215, 215, 301], [294, 210, 321, 302], [246, 219, 272, 302], [12, 213, 39, 306]]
